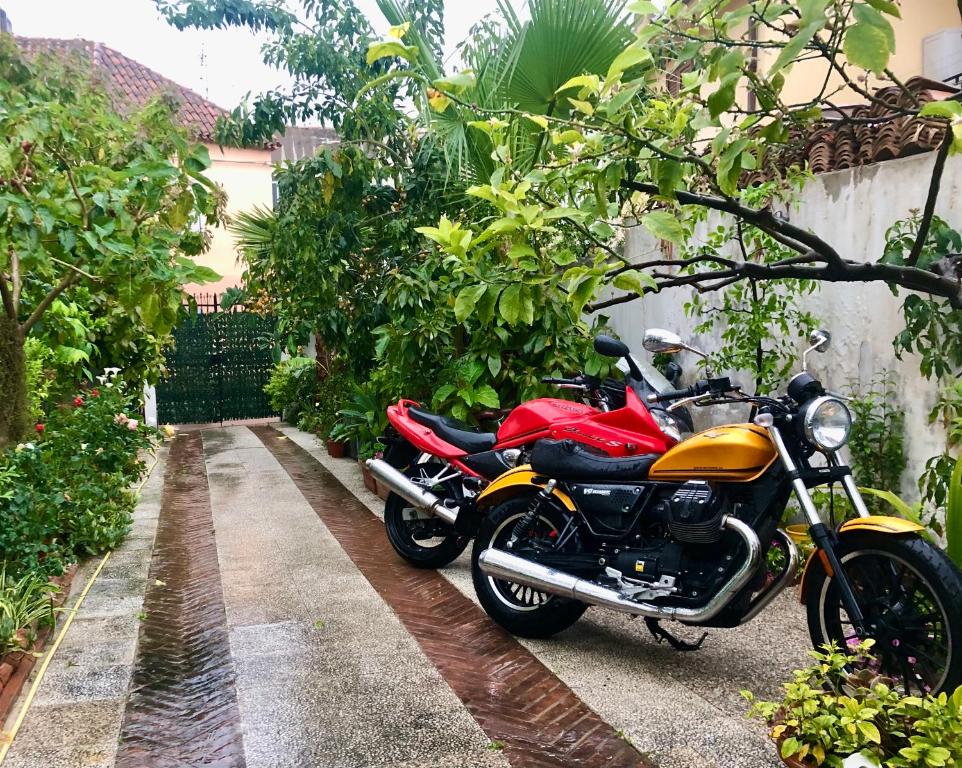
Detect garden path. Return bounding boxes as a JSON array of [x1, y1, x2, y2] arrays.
[[3, 424, 812, 768]]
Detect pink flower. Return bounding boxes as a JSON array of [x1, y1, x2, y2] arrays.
[[127, 419, 139, 431], [73, 396, 84, 407], [91, 388, 100, 397], [114, 413, 129, 426]]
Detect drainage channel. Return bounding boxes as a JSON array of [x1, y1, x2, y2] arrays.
[[253, 425, 653, 768], [116, 432, 246, 768]]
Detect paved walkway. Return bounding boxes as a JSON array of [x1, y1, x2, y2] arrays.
[[3, 425, 812, 768]]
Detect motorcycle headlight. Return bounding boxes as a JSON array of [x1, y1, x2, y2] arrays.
[[802, 396, 852, 451], [651, 409, 683, 443]]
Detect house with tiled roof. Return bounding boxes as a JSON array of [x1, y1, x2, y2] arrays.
[[14, 34, 276, 295]]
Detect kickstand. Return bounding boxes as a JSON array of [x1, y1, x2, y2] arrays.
[[644, 618, 708, 652]]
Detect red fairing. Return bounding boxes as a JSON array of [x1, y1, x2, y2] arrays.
[[387, 399, 468, 460], [549, 388, 671, 456], [496, 398, 596, 447]]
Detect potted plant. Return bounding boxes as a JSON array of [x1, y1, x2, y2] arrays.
[[325, 436, 347, 458], [744, 640, 962, 767]]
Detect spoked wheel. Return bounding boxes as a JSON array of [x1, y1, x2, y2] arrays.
[[472, 496, 586, 638], [806, 533, 962, 695], [383, 462, 469, 569]]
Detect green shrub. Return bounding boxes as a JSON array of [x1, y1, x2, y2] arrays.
[[0, 568, 59, 655], [295, 366, 352, 438], [0, 383, 152, 576], [24, 338, 55, 424], [264, 357, 317, 420], [745, 641, 962, 768]]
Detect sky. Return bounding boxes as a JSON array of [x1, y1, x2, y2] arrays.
[[1, 0, 518, 112]]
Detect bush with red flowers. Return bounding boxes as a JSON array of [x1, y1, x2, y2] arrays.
[[0, 384, 153, 577]]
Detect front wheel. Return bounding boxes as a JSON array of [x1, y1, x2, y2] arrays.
[[471, 496, 587, 638], [806, 533, 962, 695]]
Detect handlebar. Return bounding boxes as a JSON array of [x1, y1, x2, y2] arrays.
[[646, 376, 740, 404]]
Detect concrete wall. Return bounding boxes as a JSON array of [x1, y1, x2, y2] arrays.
[[186, 144, 275, 295], [606, 150, 962, 497]]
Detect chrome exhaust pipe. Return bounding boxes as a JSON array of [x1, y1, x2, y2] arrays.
[[365, 458, 459, 525], [478, 516, 761, 624], [738, 528, 799, 625]]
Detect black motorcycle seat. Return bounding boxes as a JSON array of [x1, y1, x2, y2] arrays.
[[531, 439, 659, 481], [408, 406, 497, 453]]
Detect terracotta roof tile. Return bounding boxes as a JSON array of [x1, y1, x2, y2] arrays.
[[744, 76, 961, 185], [15, 36, 256, 146]]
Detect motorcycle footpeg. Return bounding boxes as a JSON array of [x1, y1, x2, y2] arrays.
[[644, 618, 708, 652]]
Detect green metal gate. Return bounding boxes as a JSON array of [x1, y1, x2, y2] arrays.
[[156, 296, 278, 424]]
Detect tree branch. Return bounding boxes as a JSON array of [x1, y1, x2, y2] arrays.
[[906, 129, 953, 268], [20, 273, 79, 336], [623, 180, 846, 269]]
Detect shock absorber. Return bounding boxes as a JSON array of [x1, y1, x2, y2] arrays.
[[507, 480, 557, 549]]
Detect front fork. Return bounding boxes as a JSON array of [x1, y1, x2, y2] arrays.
[[767, 426, 870, 635]]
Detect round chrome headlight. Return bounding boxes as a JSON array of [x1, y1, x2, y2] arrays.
[[803, 396, 852, 451], [650, 408, 683, 444]]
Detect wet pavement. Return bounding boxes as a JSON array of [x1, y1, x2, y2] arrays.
[[2, 424, 808, 768]]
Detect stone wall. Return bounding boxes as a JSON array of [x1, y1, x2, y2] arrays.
[[605, 151, 962, 498]]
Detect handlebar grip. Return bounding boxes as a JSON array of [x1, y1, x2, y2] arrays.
[[541, 377, 569, 385], [649, 386, 694, 403]]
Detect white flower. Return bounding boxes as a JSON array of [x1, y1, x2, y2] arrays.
[[80, 443, 88, 451]]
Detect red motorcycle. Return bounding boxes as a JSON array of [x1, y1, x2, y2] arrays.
[[366, 335, 691, 567]]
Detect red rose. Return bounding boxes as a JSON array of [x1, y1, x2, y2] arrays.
[[35, 423, 45, 433], [91, 389, 100, 397], [73, 396, 84, 407]]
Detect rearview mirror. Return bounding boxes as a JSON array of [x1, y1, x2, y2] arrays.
[[642, 328, 686, 354], [594, 334, 631, 359], [802, 329, 832, 371], [810, 329, 831, 353]]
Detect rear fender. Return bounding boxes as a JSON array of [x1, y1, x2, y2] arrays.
[[798, 516, 924, 603], [475, 465, 576, 512]]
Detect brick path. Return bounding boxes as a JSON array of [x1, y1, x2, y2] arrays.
[[254, 425, 652, 768]]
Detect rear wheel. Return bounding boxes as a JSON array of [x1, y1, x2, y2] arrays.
[[806, 533, 962, 695], [383, 463, 469, 569], [472, 496, 587, 638]]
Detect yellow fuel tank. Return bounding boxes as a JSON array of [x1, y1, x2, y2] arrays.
[[648, 424, 777, 482]]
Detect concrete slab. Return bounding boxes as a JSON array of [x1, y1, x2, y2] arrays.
[[1, 446, 167, 768], [278, 425, 797, 768], [202, 426, 510, 768]]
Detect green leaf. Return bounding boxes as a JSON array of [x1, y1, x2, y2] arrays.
[[767, 20, 823, 76], [498, 284, 523, 326], [524, 113, 550, 130], [473, 384, 500, 409], [627, 0, 658, 14], [857, 721, 881, 744], [606, 44, 652, 83], [366, 40, 418, 66], [843, 23, 890, 74], [568, 274, 601, 313], [920, 101, 962, 120], [863, 0, 900, 17], [433, 70, 475, 94], [641, 211, 686, 244], [853, 3, 895, 54], [487, 355, 502, 378], [612, 269, 657, 296], [555, 74, 600, 95], [434, 383, 456, 402], [567, 98, 594, 116], [454, 283, 488, 322], [707, 73, 740, 119]]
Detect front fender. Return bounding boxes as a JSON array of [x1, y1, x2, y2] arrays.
[[798, 516, 924, 603], [475, 465, 576, 512]]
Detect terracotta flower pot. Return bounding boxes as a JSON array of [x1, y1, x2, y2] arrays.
[[360, 462, 377, 494], [326, 439, 347, 458], [375, 480, 391, 502]]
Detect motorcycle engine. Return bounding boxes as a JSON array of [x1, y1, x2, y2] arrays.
[[608, 481, 730, 598]]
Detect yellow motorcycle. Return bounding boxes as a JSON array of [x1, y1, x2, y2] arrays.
[[471, 329, 962, 694]]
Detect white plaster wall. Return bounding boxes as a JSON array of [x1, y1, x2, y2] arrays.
[[606, 151, 962, 497]]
